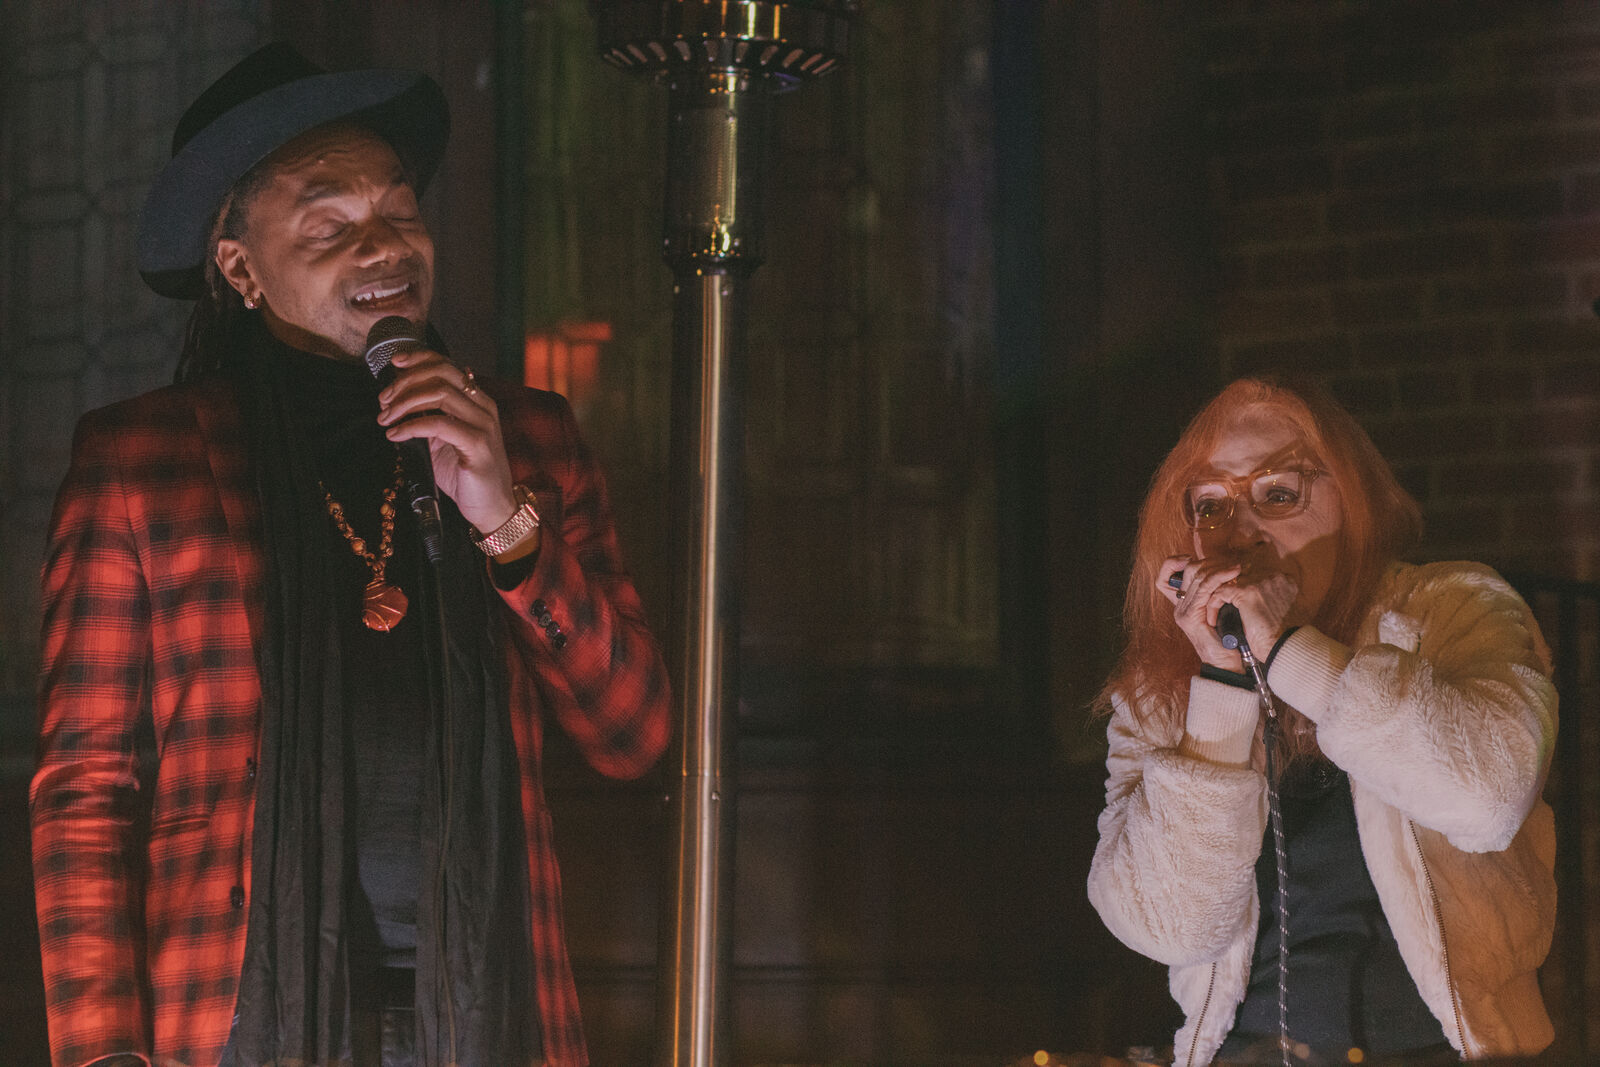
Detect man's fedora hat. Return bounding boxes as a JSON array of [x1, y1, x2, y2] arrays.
[[137, 42, 449, 300]]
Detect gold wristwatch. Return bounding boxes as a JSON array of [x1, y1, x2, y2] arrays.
[[471, 484, 540, 556]]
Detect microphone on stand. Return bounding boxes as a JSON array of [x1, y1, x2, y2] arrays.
[[364, 315, 445, 565]]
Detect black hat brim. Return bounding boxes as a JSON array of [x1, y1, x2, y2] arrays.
[[137, 67, 449, 300]]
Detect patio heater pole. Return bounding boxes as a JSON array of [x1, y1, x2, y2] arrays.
[[588, 4, 855, 1065]]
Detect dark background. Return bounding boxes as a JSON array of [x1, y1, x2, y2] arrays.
[[1, 1, 1597, 1064]]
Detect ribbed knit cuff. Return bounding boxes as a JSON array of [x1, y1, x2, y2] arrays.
[[1180, 676, 1259, 767], [1265, 625, 1300, 671], [1200, 663, 1254, 690], [1264, 624, 1353, 723]]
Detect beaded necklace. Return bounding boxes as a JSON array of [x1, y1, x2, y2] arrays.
[[321, 453, 408, 631]]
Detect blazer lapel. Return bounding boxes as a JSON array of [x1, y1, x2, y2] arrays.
[[192, 378, 267, 660]]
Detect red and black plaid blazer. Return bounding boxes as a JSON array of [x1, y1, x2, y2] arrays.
[[32, 373, 671, 1067]]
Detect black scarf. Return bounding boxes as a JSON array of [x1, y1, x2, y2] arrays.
[[223, 318, 540, 1065]]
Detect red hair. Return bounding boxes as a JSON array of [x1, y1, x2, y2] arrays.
[[1097, 377, 1423, 762]]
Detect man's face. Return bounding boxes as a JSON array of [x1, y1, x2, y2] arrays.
[[214, 125, 434, 361]]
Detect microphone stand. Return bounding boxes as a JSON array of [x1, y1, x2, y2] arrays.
[[1218, 604, 1292, 1067]]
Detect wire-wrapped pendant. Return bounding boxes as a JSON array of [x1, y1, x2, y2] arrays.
[[362, 578, 409, 631]]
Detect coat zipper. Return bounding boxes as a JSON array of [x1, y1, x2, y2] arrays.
[[1186, 962, 1217, 1067], [1410, 818, 1467, 1059]]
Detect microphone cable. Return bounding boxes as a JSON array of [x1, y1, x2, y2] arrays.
[[428, 565, 460, 1067], [1219, 605, 1292, 1067], [365, 317, 460, 1065]]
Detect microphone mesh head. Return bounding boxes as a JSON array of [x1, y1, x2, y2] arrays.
[[364, 315, 421, 377]]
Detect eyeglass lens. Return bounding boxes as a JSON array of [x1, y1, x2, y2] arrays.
[[1185, 470, 1312, 529]]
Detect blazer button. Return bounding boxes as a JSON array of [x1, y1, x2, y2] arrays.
[[230, 885, 245, 909], [531, 599, 548, 616], [245, 758, 257, 781], [545, 621, 562, 638], [537, 611, 554, 628], [552, 632, 568, 651]]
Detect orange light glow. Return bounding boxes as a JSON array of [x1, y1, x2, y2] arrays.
[[523, 320, 613, 412]]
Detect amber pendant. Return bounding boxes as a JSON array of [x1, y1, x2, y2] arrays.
[[362, 578, 409, 631]]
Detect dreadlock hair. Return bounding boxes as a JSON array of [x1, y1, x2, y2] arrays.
[[173, 152, 280, 383], [1095, 376, 1424, 770]]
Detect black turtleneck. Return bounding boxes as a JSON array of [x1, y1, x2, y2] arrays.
[[276, 344, 427, 974]]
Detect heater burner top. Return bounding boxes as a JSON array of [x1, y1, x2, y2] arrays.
[[592, 0, 855, 86]]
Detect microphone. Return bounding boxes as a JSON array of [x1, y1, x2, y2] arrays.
[[1170, 571, 1251, 653], [364, 316, 445, 565], [1216, 603, 1248, 652], [1216, 600, 1277, 714], [364, 314, 422, 378]]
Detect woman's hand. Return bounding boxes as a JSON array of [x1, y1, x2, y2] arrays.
[[1159, 556, 1299, 669]]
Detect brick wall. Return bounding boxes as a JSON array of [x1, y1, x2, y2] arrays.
[[1203, 15, 1600, 1054], [1206, 2, 1600, 581]]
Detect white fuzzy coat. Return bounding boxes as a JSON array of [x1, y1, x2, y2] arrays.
[[1087, 561, 1558, 1066]]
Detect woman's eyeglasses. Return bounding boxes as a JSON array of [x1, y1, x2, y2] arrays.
[[1183, 467, 1325, 531]]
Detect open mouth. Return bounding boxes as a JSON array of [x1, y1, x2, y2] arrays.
[[350, 279, 416, 312]]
